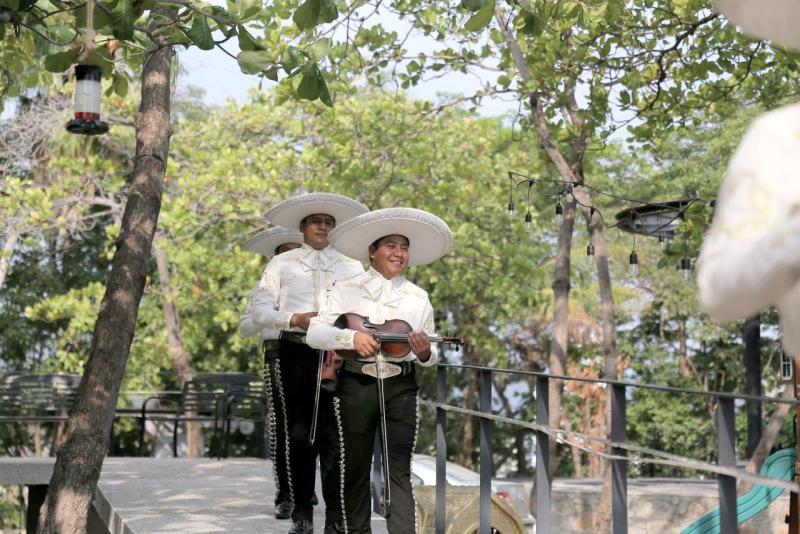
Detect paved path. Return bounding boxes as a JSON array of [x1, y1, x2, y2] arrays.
[[2, 457, 388, 533]]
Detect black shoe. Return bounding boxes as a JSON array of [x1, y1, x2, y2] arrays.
[[288, 519, 313, 534], [323, 519, 345, 534], [275, 501, 293, 520], [310, 492, 318, 506]]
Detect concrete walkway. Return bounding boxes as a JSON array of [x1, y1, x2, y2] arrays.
[[2, 457, 388, 533]]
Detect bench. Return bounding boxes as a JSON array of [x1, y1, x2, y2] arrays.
[[137, 373, 267, 458]]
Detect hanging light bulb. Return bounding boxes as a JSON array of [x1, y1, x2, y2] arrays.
[[586, 242, 595, 268], [565, 185, 574, 203], [508, 200, 515, 219], [555, 202, 564, 225], [524, 211, 533, 231], [680, 256, 692, 281], [629, 251, 639, 277], [66, 65, 109, 135]]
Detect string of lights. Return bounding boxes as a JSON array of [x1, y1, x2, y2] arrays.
[[506, 170, 715, 281]]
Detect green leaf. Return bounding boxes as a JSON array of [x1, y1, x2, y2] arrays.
[[0, 0, 20, 11], [44, 48, 80, 73], [187, 14, 214, 50], [76, 2, 112, 31], [318, 73, 333, 107], [237, 50, 271, 74], [319, 0, 337, 24], [0, 23, 5, 41], [464, 0, 494, 32], [112, 72, 128, 97], [296, 65, 320, 100], [606, 0, 623, 23], [264, 66, 279, 81], [110, 0, 135, 40], [292, 0, 320, 30], [237, 24, 264, 51], [308, 37, 331, 62]]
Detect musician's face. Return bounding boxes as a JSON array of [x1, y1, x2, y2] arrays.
[[275, 242, 301, 255], [369, 234, 409, 279], [301, 214, 335, 250]]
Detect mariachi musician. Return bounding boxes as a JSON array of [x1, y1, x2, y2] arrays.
[[250, 192, 368, 534], [239, 226, 302, 520], [307, 207, 454, 534]]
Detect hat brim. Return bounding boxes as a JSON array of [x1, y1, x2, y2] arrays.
[[329, 208, 453, 266], [265, 193, 368, 230], [715, 0, 800, 50], [242, 227, 304, 258]]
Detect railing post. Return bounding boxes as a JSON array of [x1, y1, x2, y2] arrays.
[[436, 365, 447, 534], [479, 368, 493, 534], [536, 375, 551, 534], [611, 383, 628, 534], [717, 396, 738, 533]]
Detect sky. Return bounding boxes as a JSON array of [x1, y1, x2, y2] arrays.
[[174, 11, 520, 118]]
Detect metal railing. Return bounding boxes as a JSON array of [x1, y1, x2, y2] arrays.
[[423, 363, 800, 534]]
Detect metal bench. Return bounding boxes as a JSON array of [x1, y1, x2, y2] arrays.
[[138, 373, 267, 459], [0, 373, 81, 455]]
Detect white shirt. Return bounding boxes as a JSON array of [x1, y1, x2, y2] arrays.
[[250, 244, 365, 333], [306, 267, 438, 366], [239, 289, 280, 340], [697, 103, 800, 355]]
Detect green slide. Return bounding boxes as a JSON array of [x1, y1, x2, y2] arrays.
[[681, 448, 796, 534]]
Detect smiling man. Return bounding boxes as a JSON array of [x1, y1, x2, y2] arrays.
[[306, 207, 453, 534], [250, 192, 368, 534]]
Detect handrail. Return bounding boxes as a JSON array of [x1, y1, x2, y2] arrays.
[[427, 362, 796, 534], [438, 363, 799, 405]]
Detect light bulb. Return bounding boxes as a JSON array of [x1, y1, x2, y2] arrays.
[[507, 201, 515, 219], [680, 257, 691, 281], [629, 251, 639, 277], [586, 243, 595, 268], [555, 202, 563, 225], [524, 212, 533, 231], [565, 186, 574, 203]]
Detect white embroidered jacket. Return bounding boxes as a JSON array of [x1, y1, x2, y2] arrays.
[[697, 103, 800, 355], [306, 267, 438, 366], [249, 244, 365, 333]]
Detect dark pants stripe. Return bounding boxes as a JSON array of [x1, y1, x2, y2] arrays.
[[265, 344, 290, 505], [338, 369, 418, 534], [278, 339, 343, 523]]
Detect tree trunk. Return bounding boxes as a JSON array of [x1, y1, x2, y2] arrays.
[[580, 196, 618, 534], [678, 316, 691, 378], [0, 226, 19, 290], [152, 233, 202, 457], [739, 386, 793, 495], [37, 43, 173, 534]]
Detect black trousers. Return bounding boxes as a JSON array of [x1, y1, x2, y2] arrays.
[[338, 368, 419, 534], [264, 342, 290, 505], [277, 339, 343, 523]]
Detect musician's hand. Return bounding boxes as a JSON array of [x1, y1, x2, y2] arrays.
[[354, 332, 380, 358], [289, 312, 317, 331], [408, 330, 431, 362]]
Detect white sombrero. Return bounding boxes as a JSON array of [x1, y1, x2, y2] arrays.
[[265, 192, 368, 230], [328, 207, 454, 266], [242, 227, 303, 258], [715, 0, 800, 50]]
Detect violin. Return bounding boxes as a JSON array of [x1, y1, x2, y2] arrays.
[[333, 312, 465, 360]]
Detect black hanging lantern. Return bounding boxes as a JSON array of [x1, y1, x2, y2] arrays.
[[66, 65, 109, 135]]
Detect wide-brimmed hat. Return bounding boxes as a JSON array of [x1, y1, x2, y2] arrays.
[[329, 207, 454, 266], [242, 227, 304, 258], [265, 192, 368, 230], [715, 0, 800, 50]]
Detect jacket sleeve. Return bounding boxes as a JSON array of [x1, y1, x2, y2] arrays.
[[251, 258, 294, 331], [697, 110, 800, 324], [239, 292, 261, 338], [415, 299, 439, 367], [306, 284, 357, 350]]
